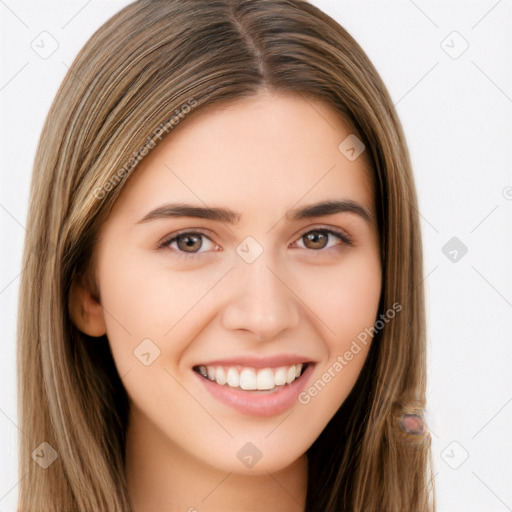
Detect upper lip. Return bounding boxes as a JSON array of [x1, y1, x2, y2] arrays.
[[194, 354, 315, 369]]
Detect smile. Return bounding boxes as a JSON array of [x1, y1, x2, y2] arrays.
[[193, 359, 314, 417], [194, 363, 306, 391]]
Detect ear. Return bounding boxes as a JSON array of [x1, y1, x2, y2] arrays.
[[68, 272, 107, 337]]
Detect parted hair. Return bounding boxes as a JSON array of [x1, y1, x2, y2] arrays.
[[17, 1, 434, 510]]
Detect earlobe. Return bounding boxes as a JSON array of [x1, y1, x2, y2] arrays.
[[68, 274, 107, 337]]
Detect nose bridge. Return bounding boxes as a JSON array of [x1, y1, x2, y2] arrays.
[[221, 247, 300, 340]]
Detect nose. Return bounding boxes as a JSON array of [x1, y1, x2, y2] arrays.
[[221, 254, 301, 341]]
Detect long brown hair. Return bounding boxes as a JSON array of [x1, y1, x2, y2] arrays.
[[18, 1, 434, 510]]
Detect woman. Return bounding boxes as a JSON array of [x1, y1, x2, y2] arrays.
[[17, 0, 434, 510]]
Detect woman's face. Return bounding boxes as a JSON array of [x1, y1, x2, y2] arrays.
[[85, 92, 381, 474]]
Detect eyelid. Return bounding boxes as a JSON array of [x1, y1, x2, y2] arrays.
[[157, 225, 354, 257], [291, 226, 353, 249], [156, 229, 218, 254]]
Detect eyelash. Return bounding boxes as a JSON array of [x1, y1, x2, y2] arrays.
[[157, 227, 353, 260]]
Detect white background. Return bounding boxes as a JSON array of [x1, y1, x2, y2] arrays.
[[1, 1, 511, 511]]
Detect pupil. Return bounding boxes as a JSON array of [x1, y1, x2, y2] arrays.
[[306, 231, 327, 249], [178, 234, 201, 252]]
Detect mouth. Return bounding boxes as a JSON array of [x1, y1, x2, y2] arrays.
[[193, 362, 309, 392], [192, 360, 314, 417]]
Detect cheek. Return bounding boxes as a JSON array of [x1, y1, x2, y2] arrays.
[[331, 260, 381, 345], [294, 249, 382, 349], [291, 250, 381, 416], [95, 248, 231, 372]]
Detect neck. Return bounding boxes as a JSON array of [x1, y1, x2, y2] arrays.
[[124, 406, 308, 512]]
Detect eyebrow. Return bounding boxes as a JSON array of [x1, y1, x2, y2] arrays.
[[137, 199, 374, 225]]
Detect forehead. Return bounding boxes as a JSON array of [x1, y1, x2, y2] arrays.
[[111, 92, 375, 222]]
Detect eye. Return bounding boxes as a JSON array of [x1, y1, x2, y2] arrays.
[[294, 228, 352, 250], [158, 231, 218, 256], [157, 227, 352, 259]]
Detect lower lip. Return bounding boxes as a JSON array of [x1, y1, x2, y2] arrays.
[[195, 364, 314, 417]]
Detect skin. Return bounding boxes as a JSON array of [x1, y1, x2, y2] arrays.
[[70, 91, 382, 512]]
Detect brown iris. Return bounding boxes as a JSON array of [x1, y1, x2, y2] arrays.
[[303, 231, 329, 250], [176, 233, 203, 252]]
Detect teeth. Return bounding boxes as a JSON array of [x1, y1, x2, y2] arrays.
[[286, 366, 296, 384], [240, 368, 257, 390], [216, 367, 227, 386], [274, 367, 287, 386], [256, 368, 274, 390], [197, 363, 306, 391], [226, 367, 240, 388]]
